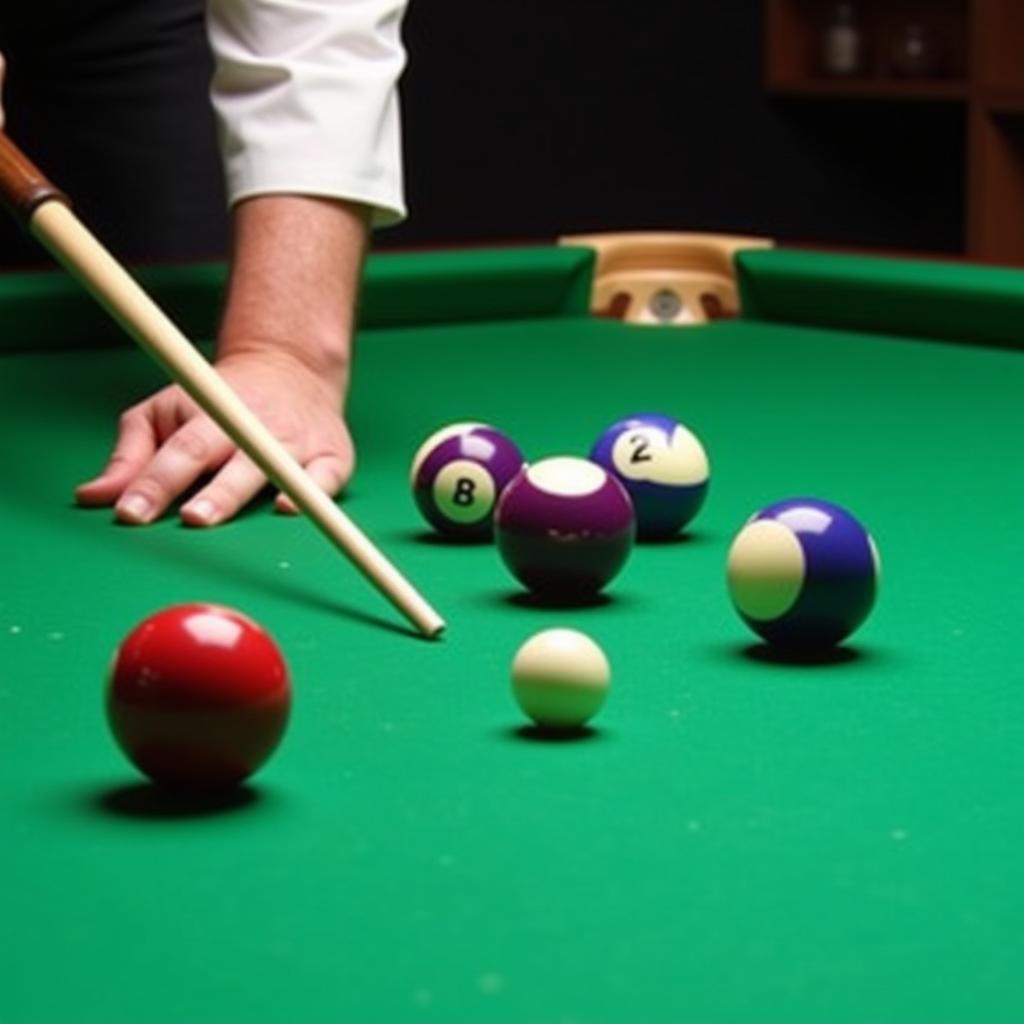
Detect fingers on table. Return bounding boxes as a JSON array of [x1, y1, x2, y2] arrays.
[[274, 453, 351, 515], [76, 407, 353, 526], [75, 408, 160, 508], [180, 449, 270, 527], [76, 412, 232, 525], [117, 419, 240, 525]]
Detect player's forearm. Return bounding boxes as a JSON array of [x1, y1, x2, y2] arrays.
[[217, 194, 370, 395]]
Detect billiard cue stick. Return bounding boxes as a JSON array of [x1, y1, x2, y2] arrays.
[[0, 132, 446, 639]]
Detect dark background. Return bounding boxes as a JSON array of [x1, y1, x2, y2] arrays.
[[0, 0, 965, 268]]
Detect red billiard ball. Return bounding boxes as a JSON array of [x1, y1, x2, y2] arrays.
[[106, 603, 291, 788]]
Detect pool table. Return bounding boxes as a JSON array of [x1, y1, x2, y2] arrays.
[[2, 240, 1023, 1024]]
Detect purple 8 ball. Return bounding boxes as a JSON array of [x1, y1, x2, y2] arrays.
[[411, 423, 525, 540]]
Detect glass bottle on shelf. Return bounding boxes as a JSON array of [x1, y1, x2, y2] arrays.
[[820, 2, 865, 78], [889, 22, 945, 79]]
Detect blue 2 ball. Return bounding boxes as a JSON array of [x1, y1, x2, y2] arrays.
[[589, 413, 710, 539]]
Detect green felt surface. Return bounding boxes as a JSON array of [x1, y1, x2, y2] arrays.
[[2, 248, 1024, 1023]]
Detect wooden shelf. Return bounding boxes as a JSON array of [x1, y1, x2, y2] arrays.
[[764, 0, 1024, 264], [768, 78, 968, 101], [983, 90, 1024, 115]]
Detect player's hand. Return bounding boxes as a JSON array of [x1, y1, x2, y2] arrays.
[[0, 51, 7, 130], [75, 348, 355, 525]]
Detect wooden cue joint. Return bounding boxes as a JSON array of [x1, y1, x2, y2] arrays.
[[0, 132, 71, 222]]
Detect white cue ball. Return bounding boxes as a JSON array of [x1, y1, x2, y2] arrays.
[[510, 628, 611, 729]]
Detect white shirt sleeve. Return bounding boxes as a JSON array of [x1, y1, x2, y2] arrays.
[[206, 0, 407, 227]]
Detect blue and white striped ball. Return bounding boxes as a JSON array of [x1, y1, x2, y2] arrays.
[[726, 498, 880, 650], [589, 413, 709, 539]]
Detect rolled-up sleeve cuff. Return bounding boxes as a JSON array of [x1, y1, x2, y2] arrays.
[[224, 155, 407, 228], [208, 0, 408, 228]]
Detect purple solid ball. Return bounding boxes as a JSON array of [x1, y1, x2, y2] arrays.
[[411, 423, 525, 540], [495, 456, 636, 598]]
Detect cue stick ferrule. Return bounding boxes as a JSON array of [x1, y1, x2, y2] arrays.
[[0, 133, 71, 221]]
